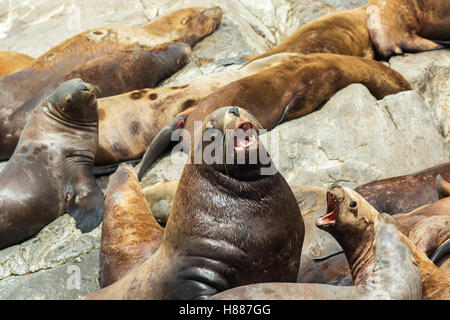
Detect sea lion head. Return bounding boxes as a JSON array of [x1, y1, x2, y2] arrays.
[[169, 7, 222, 46], [316, 184, 379, 234], [46, 78, 98, 124], [196, 106, 267, 180]]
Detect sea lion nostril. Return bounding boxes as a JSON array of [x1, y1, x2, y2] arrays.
[[229, 107, 240, 117]]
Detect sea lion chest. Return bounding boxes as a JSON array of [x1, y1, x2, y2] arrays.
[[161, 165, 304, 299]]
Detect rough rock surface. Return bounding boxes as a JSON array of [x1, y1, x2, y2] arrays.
[[0, 0, 449, 299]]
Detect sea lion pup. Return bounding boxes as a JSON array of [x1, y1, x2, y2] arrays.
[[94, 52, 297, 167], [0, 6, 223, 161], [366, 0, 450, 59], [99, 164, 163, 288], [0, 79, 103, 250], [0, 51, 34, 77], [83, 107, 304, 300], [212, 197, 422, 300], [245, 5, 375, 65], [137, 53, 411, 179], [355, 162, 450, 214]]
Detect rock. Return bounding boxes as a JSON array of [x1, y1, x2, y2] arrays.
[[389, 50, 450, 142], [0, 251, 100, 300], [141, 85, 450, 190], [0, 214, 101, 281]]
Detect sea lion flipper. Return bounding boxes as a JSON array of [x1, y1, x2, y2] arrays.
[[137, 114, 187, 181], [436, 174, 450, 199], [66, 170, 104, 233]]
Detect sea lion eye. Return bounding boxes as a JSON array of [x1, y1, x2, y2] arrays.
[[349, 201, 357, 209]]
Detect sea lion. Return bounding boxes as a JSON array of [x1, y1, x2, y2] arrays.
[[138, 53, 411, 179], [0, 51, 34, 77], [211, 210, 422, 300], [95, 52, 297, 167], [142, 181, 179, 226], [246, 5, 375, 64], [83, 107, 304, 300], [437, 174, 450, 199], [366, 0, 450, 59], [290, 185, 350, 285], [99, 164, 163, 288], [0, 6, 223, 161], [318, 185, 450, 300], [0, 79, 103, 250], [355, 162, 450, 214], [0, 43, 190, 163]]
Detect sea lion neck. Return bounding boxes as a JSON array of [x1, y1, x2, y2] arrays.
[[333, 222, 376, 284]]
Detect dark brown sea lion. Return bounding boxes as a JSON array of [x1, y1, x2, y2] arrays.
[[211, 207, 422, 300], [83, 106, 304, 299], [366, 0, 450, 59], [246, 5, 375, 64], [355, 162, 450, 214], [99, 164, 163, 288], [0, 51, 34, 77], [0, 6, 223, 161], [0, 79, 103, 250], [138, 53, 411, 179], [95, 52, 296, 167]]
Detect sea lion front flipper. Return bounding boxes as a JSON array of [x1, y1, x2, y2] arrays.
[[436, 175, 450, 199], [401, 35, 443, 54], [137, 113, 188, 181], [66, 166, 104, 233]]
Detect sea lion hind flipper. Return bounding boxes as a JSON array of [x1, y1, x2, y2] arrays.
[[430, 239, 450, 265], [66, 174, 105, 233], [137, 114, 187, 181]]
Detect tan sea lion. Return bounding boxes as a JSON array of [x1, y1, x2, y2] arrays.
[[99, 164, 163, 288], [246, 5, 375, 64], [83, 107, 304, 299], [211, 209, 422, 300], [138, 53, 411, 179], [355, 162, 450, 214], [0, 79, 103, 250], [0, 51, 34, 77], [94, 52, 297, 167], [142, 181, 179, 226], [0, 6, 223, 162], [366, 0, 450, 59]]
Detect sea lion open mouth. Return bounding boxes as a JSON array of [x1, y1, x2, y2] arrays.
[[317, 192, 339, 227], [233, 122, 258, 152]]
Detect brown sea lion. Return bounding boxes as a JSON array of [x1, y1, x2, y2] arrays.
[[0, 51, 34, 77], [99, 164, 163, 288], [366, 0, 450, 59], [0, 6, 223, 161], [0, 79, 103, 250], [138, 53, 411, 179], [95, 52, 297, 167], [83, 107, 304, 300], [290, 185, 350, 285], [355, 162, 450, 214], [246, 5, 375, 64], [212, 209, 422, 300], [0, 43, 190, 163]]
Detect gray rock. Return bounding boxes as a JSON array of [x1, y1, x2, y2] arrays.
[[389, 50, 450, 141], [0, 251, 100, 300], [0, 214, 101, 281]]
